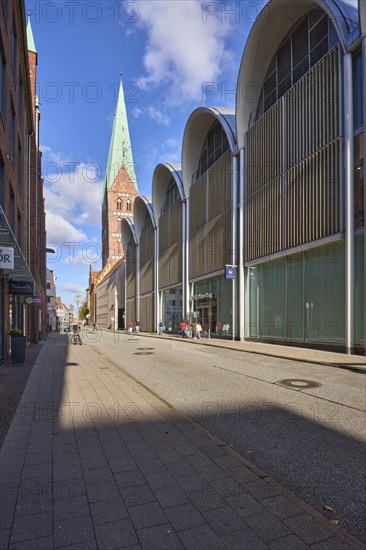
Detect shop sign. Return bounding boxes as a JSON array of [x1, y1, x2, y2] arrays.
[[9, 280, 34, 296], [225, 265, 236, 280], [0, 247, 14, 270], [192, 293, 213, 300], [32, 296, 42, 304]]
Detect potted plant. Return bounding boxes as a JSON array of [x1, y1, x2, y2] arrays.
[[9, 328, 27, 364]]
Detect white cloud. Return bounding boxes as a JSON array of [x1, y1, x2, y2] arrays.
[[136, 0, 233, 104], [147, 106, 171, 126], [46, 212, 87, 244], [42, 148, 104, 235], [160, 137, 181, 163], [132, 107, 144, 118], [59, 283, 86, 294]]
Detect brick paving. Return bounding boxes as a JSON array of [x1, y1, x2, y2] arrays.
[[0, 338, 364, 549]]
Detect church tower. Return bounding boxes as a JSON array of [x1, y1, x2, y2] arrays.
[[102, 74, 138, 269]]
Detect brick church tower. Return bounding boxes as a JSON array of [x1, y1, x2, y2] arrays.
[[102, 75, 138, 269]]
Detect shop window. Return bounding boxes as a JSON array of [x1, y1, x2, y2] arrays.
[[354, 133, 364, 228]]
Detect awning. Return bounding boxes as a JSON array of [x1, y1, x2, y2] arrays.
[[0, 206, 40, 295]]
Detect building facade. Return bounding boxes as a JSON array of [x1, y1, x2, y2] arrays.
[[0, 1, 45, 363], [116, 0, 364, 355], [46, 268, 56, 331]]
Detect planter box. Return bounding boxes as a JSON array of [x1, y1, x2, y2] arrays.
[[11, 336, 27, 364]]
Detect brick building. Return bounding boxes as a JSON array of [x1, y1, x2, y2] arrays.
[[88, 74, 138, 329], [0, 1, 46, 362]]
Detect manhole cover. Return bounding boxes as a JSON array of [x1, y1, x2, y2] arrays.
[[278, 379, 321, 389]]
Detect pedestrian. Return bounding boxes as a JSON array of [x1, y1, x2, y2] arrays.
[[196, 322, 202, 339], [180, 320, 187, 338], [136, 320, 140, 334], [215, 321, 222, 335], [158, 320, 163, 335], [191, 320, 197, 339], [133, 320, 137, 332], [223, 322, 230, 336]]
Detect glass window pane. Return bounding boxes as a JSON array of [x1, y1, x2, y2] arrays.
[[354, 133, 364, 228], [277, 37, 291, 84], [304, 243, 345, 344], [287, 255, 303, 340], [353, 52, 364, 128], [258, 259, 286, 339]]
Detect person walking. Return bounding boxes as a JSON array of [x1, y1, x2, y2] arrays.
[[191, 320, 197, 339], [158, 320, 164, 335], [180, 320, 187, 338], [196, 322, 202, 339]]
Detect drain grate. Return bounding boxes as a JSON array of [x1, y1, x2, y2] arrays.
[[278, 379, 321, 389]]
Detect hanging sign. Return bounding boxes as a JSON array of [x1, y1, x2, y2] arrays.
[[9, 280, 34, 296], [225, 265, 236, 280]]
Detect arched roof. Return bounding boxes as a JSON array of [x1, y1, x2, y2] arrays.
[[133, 195, 156, 240], [236, 0, 360, 149], [151, 163, 184, 224], [182, 107, 236, 198], [121, 218, 137, 252]]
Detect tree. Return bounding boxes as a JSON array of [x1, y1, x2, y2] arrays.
[[79, 302, 89, 320]]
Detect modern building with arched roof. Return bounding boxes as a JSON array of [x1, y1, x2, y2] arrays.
[[152, 164, 185, 332], [236, 0, 364, 353], [182, 107, 239, 337], [133, 196, 156, 332], [121, 218, 138, 328]]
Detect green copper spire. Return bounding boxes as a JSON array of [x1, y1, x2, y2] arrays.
[[26, 14, 37, 53], [104, 75, 137, 192]]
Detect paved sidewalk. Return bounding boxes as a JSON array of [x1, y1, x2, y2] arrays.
[[0, 338, 364, 549], [130, 332, 366, 372]]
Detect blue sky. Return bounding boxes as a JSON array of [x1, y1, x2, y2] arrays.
[[25, 0, 358, 309]]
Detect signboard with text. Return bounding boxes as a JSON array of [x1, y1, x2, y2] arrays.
[[225, 266, 236, 280], [0, 247, 14, 270], [9, 280, 34, 296]]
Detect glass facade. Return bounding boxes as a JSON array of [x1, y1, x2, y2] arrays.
[[353, 50, 364, 128], [248, 242, 346, 345], [354, 133, 364, 228], [255, 9, 339, 122], [162, 287, 182, 333], [355, 236, 364, 347], [191, 276, 232, 337]]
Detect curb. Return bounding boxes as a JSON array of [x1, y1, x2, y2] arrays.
[[98, 329, 366, 373]]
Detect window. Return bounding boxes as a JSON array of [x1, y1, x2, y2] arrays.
[[254, 9, 340, 123], [11, 18, 17, 78], [9, 187, 14, 233], [354, 133, 364, 229], [10, 102, 16, 160], [195, 121, 229, 180], [18, 79, 23, 126], [17, 211, 21, 243], [0, 46, 6, 120], [116, 198, 122, 210], [1, 0, 9, 23], [126, 200, 132, 212], [17, 140, 22, 190], [353, 51, 364, 129], [46, 282, 51, 290], [161, 177, 179, 215], [0, 155, 4, 209]]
